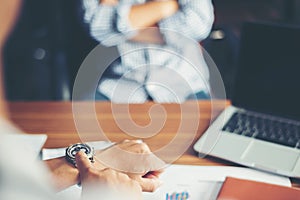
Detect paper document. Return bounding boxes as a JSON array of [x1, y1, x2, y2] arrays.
[[143, 164, 291, 200], [9, 133, 47, 158]]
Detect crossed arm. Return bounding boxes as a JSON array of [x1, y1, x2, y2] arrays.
[[84, 0, 213, 45], [98, 0, 179, 29], [83, 0, 179, 45]]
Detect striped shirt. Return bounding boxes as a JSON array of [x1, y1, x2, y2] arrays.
[[83, 0, 214, 103]]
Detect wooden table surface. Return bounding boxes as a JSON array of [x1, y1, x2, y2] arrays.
[[8, 100, 300, 187]]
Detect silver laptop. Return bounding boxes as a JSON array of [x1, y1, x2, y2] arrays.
[[194, 22, 300, 178]]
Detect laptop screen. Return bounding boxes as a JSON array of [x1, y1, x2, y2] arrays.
[[232, 22, 300, 121]]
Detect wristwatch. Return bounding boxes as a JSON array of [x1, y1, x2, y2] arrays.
[[65, 143, 94, 167]]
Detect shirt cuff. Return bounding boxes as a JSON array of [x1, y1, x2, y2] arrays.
[[116, 3, 135, 34]]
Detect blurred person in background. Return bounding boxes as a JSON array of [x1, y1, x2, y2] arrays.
[[83, 0, 214, 103]]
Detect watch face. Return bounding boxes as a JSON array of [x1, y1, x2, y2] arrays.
[[66, 143, 94, 165]]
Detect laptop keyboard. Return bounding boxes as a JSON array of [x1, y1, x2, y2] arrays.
[[222, 111, 300, 148]]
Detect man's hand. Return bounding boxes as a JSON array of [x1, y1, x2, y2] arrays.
[[95, 140, 165, 192], [76, 151, 142, 200]]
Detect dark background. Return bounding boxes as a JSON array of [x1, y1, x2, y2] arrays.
[[3, 0, 300, 101]]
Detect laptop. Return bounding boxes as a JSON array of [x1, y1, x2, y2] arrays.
[[194, 22, 300, 178]]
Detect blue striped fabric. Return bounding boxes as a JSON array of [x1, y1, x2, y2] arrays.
[[83, 0, 214, 103]]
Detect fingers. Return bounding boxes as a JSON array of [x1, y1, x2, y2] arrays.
[[143, 170, 164, 179], [75, 151, 93, 175], [79, 166, 143, 200], [76, 141, 164, 194], [95, 139, 166, 173], [131, 175, 163, 192]]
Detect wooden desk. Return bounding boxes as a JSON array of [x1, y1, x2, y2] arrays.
[[8, 100, 300, 187], [8, 100, 228, 166]]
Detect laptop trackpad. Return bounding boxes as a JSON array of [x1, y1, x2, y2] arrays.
[[241, 141, 298, 172]]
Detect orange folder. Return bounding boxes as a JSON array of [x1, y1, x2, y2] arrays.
[[217, 177, 300, 200]]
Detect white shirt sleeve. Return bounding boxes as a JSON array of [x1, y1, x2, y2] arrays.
[[159, 0, 214, 41], [0, 118, 56, 200], [82, 0, 137, 46]]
